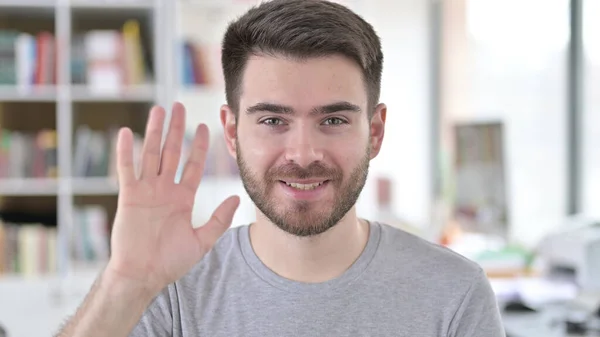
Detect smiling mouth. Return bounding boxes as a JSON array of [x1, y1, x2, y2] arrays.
[[280, 180, 329, 190]]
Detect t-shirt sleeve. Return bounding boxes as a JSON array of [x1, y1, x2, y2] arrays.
[[448, 268, 505, 337], [129, 284, 176, 337]]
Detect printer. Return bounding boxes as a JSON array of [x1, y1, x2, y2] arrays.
[[502, 217, 600, 337], [536, 216, 600, 291]]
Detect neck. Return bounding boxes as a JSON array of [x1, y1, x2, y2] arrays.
[[249, 207, 370, 283]]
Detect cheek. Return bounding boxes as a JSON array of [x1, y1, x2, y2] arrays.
[[331, 140, 368, 170], [238, 131, 282, 168]]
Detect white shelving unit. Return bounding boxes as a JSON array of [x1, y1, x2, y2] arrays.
[[0, 85, 58, 102], [69, 84, 156, 102], [0, 0, 55, 7], [0, 0, 168, 335], [69, 0, 155, 9], [0, 178, 59, 196]]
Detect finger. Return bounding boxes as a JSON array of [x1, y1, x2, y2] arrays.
[[116, 127, 136, 186], [159, 102, 186, 179], [179, 124, 209, 191], [140, 106, 166, 179], [195, 195, 240, 251]]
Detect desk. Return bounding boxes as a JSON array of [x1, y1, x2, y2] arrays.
[[503, 305, 600, 337]]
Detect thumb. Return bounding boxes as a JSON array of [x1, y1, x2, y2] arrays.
[[195, 195, 240, 251]]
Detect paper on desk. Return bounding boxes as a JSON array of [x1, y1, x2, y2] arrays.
[[490, 277, 578, 308]]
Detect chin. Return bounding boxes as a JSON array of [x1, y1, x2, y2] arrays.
[[268, 207, 344, 237], [281, 199, 340, 222], [276, 221, 338, 237]]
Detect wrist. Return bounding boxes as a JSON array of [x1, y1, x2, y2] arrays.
[[102, 263, 162, 303]]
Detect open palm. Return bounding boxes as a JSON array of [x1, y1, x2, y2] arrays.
[[106, 103, 239, 292]]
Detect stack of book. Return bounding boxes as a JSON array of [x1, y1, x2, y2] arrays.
[[72, 19, 151, 91], [72, 125, 143, 179], [0, 30, 56, 87], [0, 129, 58, 179], [0, 221, 57, 277], [70, 205, 110, 265]]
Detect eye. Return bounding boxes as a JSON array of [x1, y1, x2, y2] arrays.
[[322, 117, 347, 126], [260, 117, 284, 126]]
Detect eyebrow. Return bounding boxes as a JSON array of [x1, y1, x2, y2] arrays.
[[245, 101, 362, 115]]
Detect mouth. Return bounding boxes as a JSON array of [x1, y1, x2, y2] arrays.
[[279, 180, 329, 191]]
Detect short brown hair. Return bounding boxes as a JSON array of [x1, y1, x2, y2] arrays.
[[221, 0, 383, 117]]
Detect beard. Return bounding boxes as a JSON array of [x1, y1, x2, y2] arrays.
[[236, 140, 370, 237]]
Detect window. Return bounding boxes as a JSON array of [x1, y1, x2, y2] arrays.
[[582, 0, 600, 217], [441, 0, 570, 245]]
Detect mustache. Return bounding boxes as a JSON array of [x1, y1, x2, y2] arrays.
[[267, 162, 341, 180]]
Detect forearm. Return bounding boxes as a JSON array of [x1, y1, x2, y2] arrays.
[[55, 268, 158, 337]]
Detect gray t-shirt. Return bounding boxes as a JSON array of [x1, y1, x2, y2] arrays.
[[130, 221, 505, 336]]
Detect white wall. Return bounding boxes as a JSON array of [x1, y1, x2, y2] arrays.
[[582, 67, 600, 219], [459, 0, 570, 246], [356, 0, 433, 228]]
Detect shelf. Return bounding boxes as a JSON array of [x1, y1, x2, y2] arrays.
[[0, 178, 121, 196], [0, 86, 57, 102], [177, 85, 225, 97], [70, 84, 155, 102], [71, 177, 119, 195], [0, 0, 55, 8], [0, 178, 58, 196], [179, 0, 259, 9], [69, 0, 154, 9], [0, 85, 154, 103], [178, 0, 363, 10], [0, 85, 155, 102]]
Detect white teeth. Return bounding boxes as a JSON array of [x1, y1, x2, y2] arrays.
[[285, 182, 324, 190]]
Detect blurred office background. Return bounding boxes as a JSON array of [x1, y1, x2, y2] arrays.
[[0, 0, 599, 336]]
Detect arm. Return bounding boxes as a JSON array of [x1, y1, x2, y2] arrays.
[[54, 103, 238, 337], [448, 268, 506, 337], [55, 268, 158, 337]]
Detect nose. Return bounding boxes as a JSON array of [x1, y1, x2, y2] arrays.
[[284, 125, 324, 167]]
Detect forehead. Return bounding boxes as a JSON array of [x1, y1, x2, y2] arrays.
[[239, 54, 367, 111]]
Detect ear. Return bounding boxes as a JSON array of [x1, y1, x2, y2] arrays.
[[369, 103, 386, 159], [220, 104, 237, 159]]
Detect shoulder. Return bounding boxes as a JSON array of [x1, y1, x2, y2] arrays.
[[374, 222, 486, 285], [176, 226, 246, 288], [373, 222, 502, 327]]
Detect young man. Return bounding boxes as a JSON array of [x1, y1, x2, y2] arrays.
[[57, 0, 505, 336]]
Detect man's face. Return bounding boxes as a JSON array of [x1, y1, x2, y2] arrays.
[[222, 54, 385, 237]]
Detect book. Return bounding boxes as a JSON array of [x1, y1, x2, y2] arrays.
[[0, 220, 58, 277], [72, 19, 151, 91], [0, 129, 57, 179]]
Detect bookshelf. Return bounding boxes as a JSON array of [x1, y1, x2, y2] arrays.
[[0, 1, 168, 334]]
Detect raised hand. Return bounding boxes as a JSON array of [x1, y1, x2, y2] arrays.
[[106, 102, 240, 293]]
